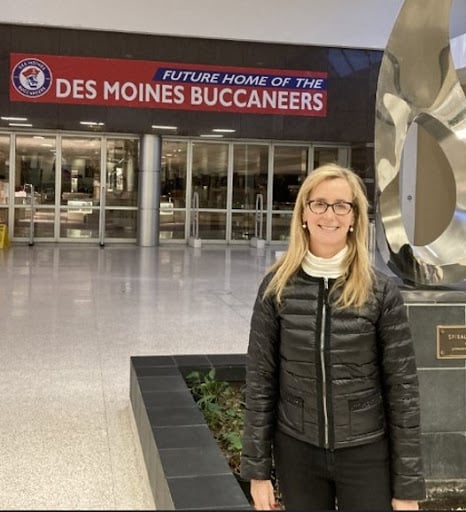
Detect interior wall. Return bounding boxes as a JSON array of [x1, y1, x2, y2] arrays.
[[0, 23, 382, 142]]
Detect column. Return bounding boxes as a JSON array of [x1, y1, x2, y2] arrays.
[[138, 134, 161, 246]]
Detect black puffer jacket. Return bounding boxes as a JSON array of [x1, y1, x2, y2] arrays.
[[240, 268, 426, 500]]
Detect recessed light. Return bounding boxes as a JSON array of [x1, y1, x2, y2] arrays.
[[80, 121, 104, 126], [212, 128, 236, 133], [9, 122, 33, 127], [1, 116, 28, 121], [200, 134, 224, 138], [151, 125, 177, 130]]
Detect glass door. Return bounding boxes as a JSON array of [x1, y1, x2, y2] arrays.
[[231, 143, 268, 241], [14, 134, 56, 240], [104, 138, 139, 241], [60, 136, 101, 240], [163, 139, 347, 244], [8, 133, 139, 243], [160, 140, 187, 240], [270, 145, 309, 242], [191, 141, 229, 240]]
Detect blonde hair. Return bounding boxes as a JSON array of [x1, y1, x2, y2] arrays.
[[264, 163, 374, 309]]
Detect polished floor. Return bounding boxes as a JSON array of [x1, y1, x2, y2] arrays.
[[0, 243, 279, 510]]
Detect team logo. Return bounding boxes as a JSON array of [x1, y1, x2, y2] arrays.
[[11, 58, 52, 98]]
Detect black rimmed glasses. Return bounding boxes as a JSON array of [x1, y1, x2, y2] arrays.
[[306, 200, 354, 216]]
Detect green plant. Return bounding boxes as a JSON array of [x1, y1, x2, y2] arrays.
[[186, 369, 245, 473], [186, 369, 283, 506]]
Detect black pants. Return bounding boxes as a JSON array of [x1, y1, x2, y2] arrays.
[[274, 430, 392, 511]]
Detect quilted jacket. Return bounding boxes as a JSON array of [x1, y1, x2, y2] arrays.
[[240, 268, 426, 500]]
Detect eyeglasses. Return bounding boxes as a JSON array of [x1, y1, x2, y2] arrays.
[[307, 200, 354, 216]]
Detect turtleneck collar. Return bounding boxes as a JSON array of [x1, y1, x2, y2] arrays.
[[301, 246, 348, 279]]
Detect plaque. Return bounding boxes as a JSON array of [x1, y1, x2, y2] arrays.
[[437, 326, 466, 359]]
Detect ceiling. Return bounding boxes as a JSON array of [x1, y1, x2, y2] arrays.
[[1, 0, 466, 51]]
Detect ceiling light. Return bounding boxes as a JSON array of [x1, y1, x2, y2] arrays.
[[80, 121, 104, 126], [1, 116, 28, 121], [151, 125, 177, 130], [212, 128, 236, 133], [200, 134, 224, 138], [9, 122, 33, 127]]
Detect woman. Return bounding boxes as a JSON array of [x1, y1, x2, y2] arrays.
[[240, 164, 425, 511]]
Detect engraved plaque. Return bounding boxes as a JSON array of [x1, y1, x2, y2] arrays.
[[437, 326, 466, 359]]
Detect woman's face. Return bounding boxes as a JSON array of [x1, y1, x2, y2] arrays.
[[302, 177, 355, 258]]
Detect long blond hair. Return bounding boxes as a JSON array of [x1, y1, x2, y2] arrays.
[[264, 163, 374, 308]]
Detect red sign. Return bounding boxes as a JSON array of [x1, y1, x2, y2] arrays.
[[10, 53, 327, 117]]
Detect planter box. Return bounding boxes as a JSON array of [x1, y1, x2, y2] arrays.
[[130, 352, 466, 510], [130, 354, 251, 510]]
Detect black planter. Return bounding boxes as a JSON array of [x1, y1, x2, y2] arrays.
[[130, 354, 251, 510]]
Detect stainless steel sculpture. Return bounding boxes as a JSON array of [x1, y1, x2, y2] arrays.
[[375, 0, 466, 286]]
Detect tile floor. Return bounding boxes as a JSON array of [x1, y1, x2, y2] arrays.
[[0, 244, 278, 510]]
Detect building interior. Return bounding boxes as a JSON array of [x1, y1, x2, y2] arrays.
[[1, 1, 466, 509]]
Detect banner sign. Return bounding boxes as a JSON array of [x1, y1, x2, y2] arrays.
[[10, 53, 327, 117]]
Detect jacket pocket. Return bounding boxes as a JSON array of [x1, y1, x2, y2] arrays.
[[349, 392, 384, 437], [278, 393, 304, 433]]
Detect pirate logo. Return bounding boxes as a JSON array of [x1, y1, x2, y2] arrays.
[[11, 58, 52, 98]]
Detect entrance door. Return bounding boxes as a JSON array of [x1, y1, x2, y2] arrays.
[[60, 136, 139, 242], [9, 134, 139, 243], [14, 134, 57, 240], [104, 138, 139, 241], [160, 140, 188, 240], [270, 145, 309, 241], [60, 136, 101, 241], [230, 143, 269, 241], [191, 141, 229, 240]]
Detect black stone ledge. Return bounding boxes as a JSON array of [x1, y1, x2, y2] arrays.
[[401, 288, 466, 304], [130, 354, 251, 511]]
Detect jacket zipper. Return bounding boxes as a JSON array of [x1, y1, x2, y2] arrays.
[[320, 277, 329, 448]]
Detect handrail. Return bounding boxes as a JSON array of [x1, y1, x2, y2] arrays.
[[99, 186, 106, 247], [25, 183, 35, 246], [254, 193, 264, 240], [191, 191, 200, 239]]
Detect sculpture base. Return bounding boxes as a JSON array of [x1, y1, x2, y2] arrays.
[[401, 288, 466, 482]]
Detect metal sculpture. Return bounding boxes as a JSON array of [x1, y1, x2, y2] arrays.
[[375, 0, 466, 286]]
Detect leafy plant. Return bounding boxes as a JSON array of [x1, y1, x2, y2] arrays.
[[187, 369, 284, 507], [186, 369, 245, 473]]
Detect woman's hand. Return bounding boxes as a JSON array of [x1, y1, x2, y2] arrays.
[[392, 498, 419, 510], [250, 479, 277, 510]]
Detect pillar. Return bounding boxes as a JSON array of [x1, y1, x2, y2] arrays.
[[138, 134, 161, 246]]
